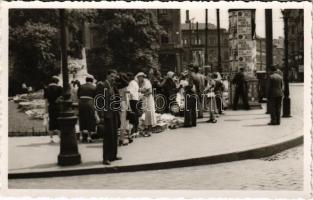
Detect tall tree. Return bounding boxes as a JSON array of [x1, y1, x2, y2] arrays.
[[9, 9, 96, 94], [95, 9, 162, 73]]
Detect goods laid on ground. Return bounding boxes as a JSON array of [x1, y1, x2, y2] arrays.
[[138, 113, 184, 134], [11, 90, 46, 120]]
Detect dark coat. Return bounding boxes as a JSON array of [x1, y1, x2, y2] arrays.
[[232, 72, 247, 91], [267, 72, 284, 98], [77, 82, 96, 98], [44, 84, 63, 130], [96, 81, 118, 119]]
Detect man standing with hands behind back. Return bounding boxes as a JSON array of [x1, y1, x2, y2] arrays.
[[96, 69, 122, 165], [267, 66, 284, 125], [232, 67, 250, 110]]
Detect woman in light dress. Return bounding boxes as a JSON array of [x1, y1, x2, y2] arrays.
[[204, 73, 217, 123], [136, 72, 156, 137]]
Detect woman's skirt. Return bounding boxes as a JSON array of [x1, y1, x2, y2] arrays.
[[79, 98, 96, 132], [142, 95, 157, 126]]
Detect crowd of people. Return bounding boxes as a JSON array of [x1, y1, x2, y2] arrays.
[[42, 62, 286, 166], [44, 64, 230, 165]]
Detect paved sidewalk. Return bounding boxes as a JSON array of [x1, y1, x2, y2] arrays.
[[8, 103, 303, 177]]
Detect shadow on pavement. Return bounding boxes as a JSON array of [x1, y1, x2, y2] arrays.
[[17, 142, 59, 147], [243, 124, 269, 127], [11, 160, 102, 171]]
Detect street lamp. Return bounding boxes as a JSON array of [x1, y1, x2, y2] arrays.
[[58, 9, 81, 166], [265, 9, 273, 114], [282, 10, 291, 118]]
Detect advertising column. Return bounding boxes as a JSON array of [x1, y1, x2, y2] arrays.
[[228, 9, 261, 108]]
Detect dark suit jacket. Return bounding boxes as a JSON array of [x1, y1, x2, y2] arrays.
[[95, 81, 116, 119], [232, 72, 247, 91], [267, 72, 284, 98]]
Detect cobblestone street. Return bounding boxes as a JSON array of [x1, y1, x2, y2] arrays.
[[9, 145, 303, 190]]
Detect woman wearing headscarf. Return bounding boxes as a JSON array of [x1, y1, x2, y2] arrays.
[[137, 72, 156, 136]]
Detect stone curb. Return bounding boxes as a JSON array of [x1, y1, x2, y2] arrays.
[[8, 135, 303, 179]]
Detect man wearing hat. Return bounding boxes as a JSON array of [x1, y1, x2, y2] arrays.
[[77, 75, 97, 142], [267, 66, 284, 125]]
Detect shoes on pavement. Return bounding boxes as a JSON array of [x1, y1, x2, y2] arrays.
[[268, 122, 279, 125], [103, 160, 111, 165], [87, 137, 93, 143], [206, 119, 217, 123], [109, 157, 122, 161]]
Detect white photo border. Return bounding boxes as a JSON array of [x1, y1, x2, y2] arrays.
[[0, 1, 311, 198]]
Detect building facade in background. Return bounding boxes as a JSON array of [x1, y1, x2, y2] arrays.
[[283, 9, 304, 82], [155, 9, 184, 74], [181, 22, 229, 73], [256, 36, 284, 72]]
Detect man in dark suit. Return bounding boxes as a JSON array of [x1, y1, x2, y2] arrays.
[[190, 65, 205, 118], [267, 66, 284, 125], [95, 70, 121, 165], [232, 67, 250, 110]]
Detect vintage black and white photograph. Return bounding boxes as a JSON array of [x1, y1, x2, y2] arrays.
[[3, 1, 311, 196]]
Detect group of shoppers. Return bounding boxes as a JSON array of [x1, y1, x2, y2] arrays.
[[43, 63, 283, 165]]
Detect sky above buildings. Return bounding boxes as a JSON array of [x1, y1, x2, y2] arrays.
[[181, 9, 284, 39]]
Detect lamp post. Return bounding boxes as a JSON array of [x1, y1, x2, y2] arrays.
[[205, 9, 208, 66], [282, 10, 291, 118], [265, 9, 273, 114], [217, 9, 222, 73], [58, 9, 81, 166]]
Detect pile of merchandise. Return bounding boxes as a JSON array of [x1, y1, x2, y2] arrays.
[[10, 90, 46, 120], [138, 113, 184, 134]]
